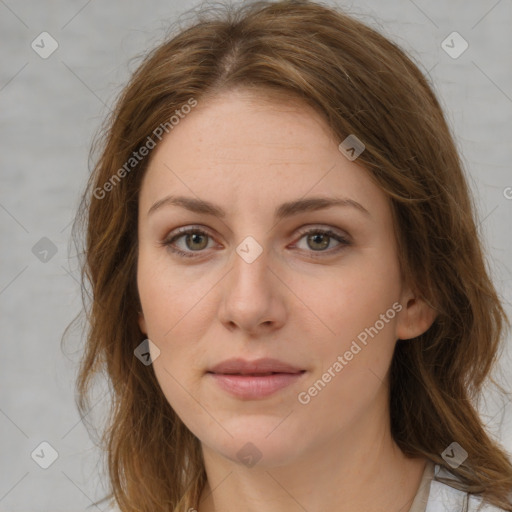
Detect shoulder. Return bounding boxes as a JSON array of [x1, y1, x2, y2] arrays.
[[427, 464, 508, 512]]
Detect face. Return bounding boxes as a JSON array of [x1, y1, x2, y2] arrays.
[[136, 89, 430, 468]]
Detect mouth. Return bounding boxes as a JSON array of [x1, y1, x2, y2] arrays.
[[208, 357, 305, 375], [207, 358, 306, 399], [213, 372, 301, 376]]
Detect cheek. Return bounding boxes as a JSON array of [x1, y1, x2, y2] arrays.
[[136, 251, 219, 396], [296, 259, 401, 343], [297, 295, 400, 427], [137, 258, 206, 419], [293, 255, 402, 403], [137, 249, 214, 337]]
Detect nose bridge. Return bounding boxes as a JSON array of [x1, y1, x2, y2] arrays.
[[230, 235, 272, 302], [218, 232, 284, 331]]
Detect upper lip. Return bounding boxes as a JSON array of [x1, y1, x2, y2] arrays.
[[208, 358, 305, 375]]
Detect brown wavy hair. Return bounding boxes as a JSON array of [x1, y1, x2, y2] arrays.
[[67, 1, 512, 510]]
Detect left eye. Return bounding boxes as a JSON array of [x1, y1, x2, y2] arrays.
[[162, 227, 350, 258], [293, 228, 350, 255]]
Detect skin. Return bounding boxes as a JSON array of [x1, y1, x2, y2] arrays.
[[137, 88, 436, 512]]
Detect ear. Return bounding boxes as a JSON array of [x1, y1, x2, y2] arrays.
[[395, 289, 437, 340], [138, 310, 147, 335]]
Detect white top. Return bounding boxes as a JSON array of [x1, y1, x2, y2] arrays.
[[409, 460, 507, 512], [104, 461, 508, 512]]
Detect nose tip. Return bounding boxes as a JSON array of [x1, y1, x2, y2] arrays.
[[218, 242, 287, 334]]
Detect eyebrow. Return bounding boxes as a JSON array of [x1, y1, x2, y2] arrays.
[[147, 194, 370, 220]]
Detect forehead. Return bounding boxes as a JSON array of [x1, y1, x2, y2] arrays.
[[164, 89, 336, 161], [138, 89, 387, 222]]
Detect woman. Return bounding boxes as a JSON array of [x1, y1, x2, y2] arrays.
[[71, 1, 512, 511]]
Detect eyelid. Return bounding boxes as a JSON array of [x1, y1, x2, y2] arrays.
[[293, 225, 352, 244]]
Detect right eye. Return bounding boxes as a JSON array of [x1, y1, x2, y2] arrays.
[[162, 227, 216, 258]]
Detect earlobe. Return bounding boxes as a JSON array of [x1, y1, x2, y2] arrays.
[[395, 294, 437, 340], [138, 311, 147, 335]]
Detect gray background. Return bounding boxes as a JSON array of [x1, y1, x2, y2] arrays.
[[1, 0, 511, 510]]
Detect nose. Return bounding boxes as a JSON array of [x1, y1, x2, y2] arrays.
[[218, 242, 287, 335]]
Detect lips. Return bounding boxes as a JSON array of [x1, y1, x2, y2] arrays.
[[207, 358, 306, 399], [208, 357, 304, 375]]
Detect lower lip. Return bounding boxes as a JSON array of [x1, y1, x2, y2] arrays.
[[208, 372, 305, 399]]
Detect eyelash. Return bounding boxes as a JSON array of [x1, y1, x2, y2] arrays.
[[161, 225, 351, 259]]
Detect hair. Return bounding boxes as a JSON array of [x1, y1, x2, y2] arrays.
[[67, 1, 512, 510]]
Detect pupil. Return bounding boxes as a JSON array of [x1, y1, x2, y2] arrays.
[[187, 233, 207, 250], [309, 233, 329, 250]]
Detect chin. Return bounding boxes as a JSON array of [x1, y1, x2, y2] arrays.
[[199, 420, 307, 469]]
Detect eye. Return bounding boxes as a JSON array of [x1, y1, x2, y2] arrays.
[[161, 226, 216, 258], [293, 227, 351, 257], [161, 225, 351, 259]]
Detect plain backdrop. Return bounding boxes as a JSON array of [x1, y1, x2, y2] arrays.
[[1, 0, 511, 510]]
